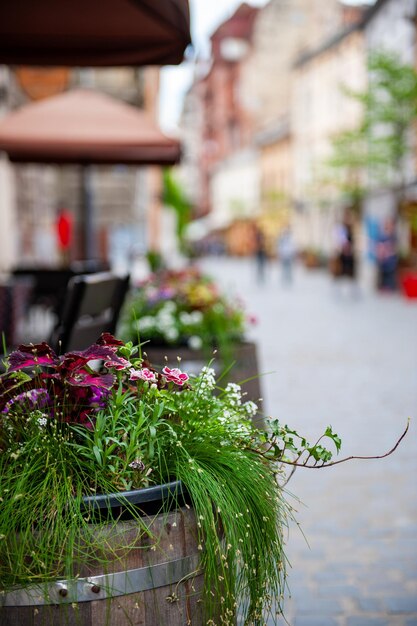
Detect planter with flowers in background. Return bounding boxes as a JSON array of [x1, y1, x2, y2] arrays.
[[118, 268, 263, 427]]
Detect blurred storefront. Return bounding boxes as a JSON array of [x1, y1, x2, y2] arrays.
[[0, 67, 170, 268]]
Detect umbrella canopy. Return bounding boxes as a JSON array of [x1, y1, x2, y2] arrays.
[[0, 0, 191, 67], [0, 89, 181, 165]]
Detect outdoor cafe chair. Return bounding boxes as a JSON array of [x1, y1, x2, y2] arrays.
[[12, 261, 110, 320], [49, 271, 130, 354]]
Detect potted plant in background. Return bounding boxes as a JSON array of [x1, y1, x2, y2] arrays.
[[118, 267, 262, 423], [0, 334, 408, 626]]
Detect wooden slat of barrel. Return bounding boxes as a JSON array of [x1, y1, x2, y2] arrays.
[[141, 507, 203, 625], [1, 507, 206, 626]]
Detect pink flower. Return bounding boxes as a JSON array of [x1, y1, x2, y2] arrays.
[[104, 356, 131, 371], [162, 366, 189, 386], [129, 368, 157, 383]]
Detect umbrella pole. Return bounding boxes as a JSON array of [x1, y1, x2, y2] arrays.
[[80, 165, 96, 261]]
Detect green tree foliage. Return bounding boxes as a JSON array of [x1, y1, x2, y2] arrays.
[[328, 51, 417, 212], [327, 128, 368, 212], [162, 168, 192, 255]]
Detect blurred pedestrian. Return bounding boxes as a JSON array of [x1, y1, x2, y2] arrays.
[[332, 210, 359, 297], [376, 217, 398, 291], [277, 226, 296, 284], [254, 226, 268, 283]]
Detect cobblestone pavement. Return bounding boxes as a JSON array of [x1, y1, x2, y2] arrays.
[[200, 256, 417, 626]]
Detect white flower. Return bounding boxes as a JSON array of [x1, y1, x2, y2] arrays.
[[179, 311, 191, 325], [198, 366, 216, 390], [136, 316, 154, 332], [162, 301, 177, 313], [244, 401, 258, 417], [157, 313, 175, 326], [225, 382, 242, 405], [190, 310, 203, 324], [188, 335, 203, 350], [165, 328, 179, 341]]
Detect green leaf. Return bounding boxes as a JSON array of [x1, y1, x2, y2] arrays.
[[307, 445, 333, 463], [324, 426, 342, 452], [152, 402, 165, 422], [92, 445, 102, 466]]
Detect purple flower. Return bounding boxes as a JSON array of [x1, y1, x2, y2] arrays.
[[147, 286, 175, 304], [64, 369, 115, 389], [59, 345, 121, 371], [8, 343, 58, 372], [88, 386, 111, 408], [159, 287, 176, 300], [96, 333, 125, 351], [2, 388, 51, 414]]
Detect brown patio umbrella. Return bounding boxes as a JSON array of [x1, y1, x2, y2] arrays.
[[0, 0, 191, 67], [0, 89, 181, 257], [0, 89, 181, 165]]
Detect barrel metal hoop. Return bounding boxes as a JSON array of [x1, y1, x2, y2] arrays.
[[0, 554, 201, 606]]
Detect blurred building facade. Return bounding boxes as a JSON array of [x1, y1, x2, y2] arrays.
[[239, 0, 344, 129], [291, 15, 367, 255], [179, 3, 261, 253], [254, 117, 292, 252], [181, 0, 417, 266], [181, 0, 369, 256]]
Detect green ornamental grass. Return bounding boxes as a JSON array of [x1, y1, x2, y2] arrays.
[[0, 334, 408, 625]]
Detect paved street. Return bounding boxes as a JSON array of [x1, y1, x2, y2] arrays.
[[200, 256, 417, 626]]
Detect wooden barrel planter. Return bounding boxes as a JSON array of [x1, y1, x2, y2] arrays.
[[0, 482, 209, 626], [144, 340, 264, 428]]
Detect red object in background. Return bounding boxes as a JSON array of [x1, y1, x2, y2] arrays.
[[57, 210, 73, 249], [401, 272, 417, 299]]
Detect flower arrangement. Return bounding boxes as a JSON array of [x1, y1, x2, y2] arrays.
[[0, 334, 408, 625], [119, 268, 252, 353]]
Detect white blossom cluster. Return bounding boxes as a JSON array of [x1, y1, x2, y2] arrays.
[[243, 400, 258, 417], [134, 303, 207, 346], [135, 301, 180, 342], [156, 302, 178, 342], [188, 335, 203, 350], [135, 315, 154, 333], [225, 382, 242, 407], [220, 383, 259, 432], [198, 366, 216, 392], [179, 310, 203, 325]]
